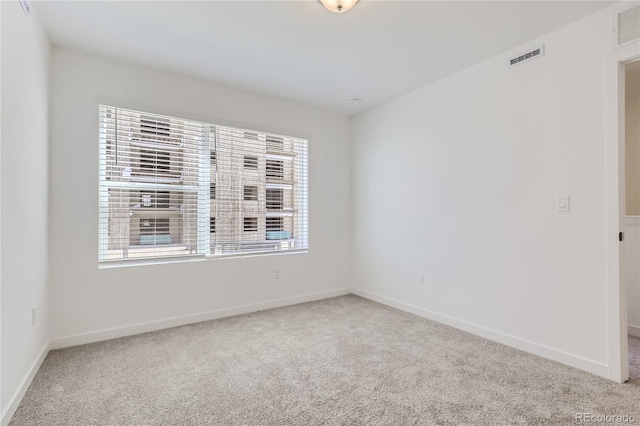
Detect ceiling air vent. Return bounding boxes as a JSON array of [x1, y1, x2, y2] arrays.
[[508, 45, 544, 68], [614, 4, 640, 48]]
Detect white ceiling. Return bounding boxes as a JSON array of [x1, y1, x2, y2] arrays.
[[36, 1, 615, 115]]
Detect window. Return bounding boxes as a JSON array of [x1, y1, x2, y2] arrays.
[[140, 218, 170, 236], [266, 188, 283, 210], [140, 116, 170, 138], [139, 149, 171, 176], [99, 105, 308, 264], [244, 155, 258, 169], [244, 185, 258, 201], [266, 159, 284, 179], [139, 218, 171, 245], [243, 217, 258, 232], [140, 191, 170, 208], [266, 217, 290, 240], [266, 217, 283, 231], [141, 193, 151, 207], [266, 136, 283, 151]]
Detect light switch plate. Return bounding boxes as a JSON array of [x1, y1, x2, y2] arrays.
[[557, 196, 570, 212]]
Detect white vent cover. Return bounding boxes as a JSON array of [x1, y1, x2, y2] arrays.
[[508, 45, 544, 68], [614, 4, 640, 48]]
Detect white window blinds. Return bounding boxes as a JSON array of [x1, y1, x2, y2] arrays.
[[99, 105, 308, 264], [211, 127, 308, 256]]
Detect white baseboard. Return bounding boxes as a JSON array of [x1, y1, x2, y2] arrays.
[[1, 341, 50, 426], [629, 325, 640, 338], [351, 287, 610, 380], [50, 288, 351, 350]]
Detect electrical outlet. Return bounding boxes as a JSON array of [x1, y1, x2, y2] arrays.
[[32, 307, 36, 326], [274, 269, 280, 279], [417, 273, 425, 286]]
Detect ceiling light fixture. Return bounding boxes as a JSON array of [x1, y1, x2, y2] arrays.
[[319, 0, 359, 13]]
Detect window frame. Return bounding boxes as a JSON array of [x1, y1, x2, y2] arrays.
[[98, 105, 309, 267]]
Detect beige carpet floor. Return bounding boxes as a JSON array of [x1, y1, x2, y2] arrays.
[[9, 295, 640, 425]]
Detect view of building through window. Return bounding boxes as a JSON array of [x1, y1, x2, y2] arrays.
[[98, 106, 308, 263]]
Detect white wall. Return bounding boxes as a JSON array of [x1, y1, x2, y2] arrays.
[[1, 1, 51, 421], [351, 6, 616, 377], [49, 49, 351, 343]]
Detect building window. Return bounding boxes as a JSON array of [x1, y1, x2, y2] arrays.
[[244, 185, 258, 201], [244, 155, 258, 169], [141, 193, 151, 207], [140, 116, 170, 138], [266, 188, 283, 210], [243, 217, 258, 232], [99, 105, 308, 264], [139, 218, 171, 245], [266, 217, 283, 231], [140, 191, 170, 208], [266, 217, 289, 240], [139, 149, 171, 176], [266, 136, 284, 151], [140, 218, 170, 236], [266, 159, 284, 179]]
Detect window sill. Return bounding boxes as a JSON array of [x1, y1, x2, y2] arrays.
[[98, 249, 308, 269], [98, 254, 205, 269]]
